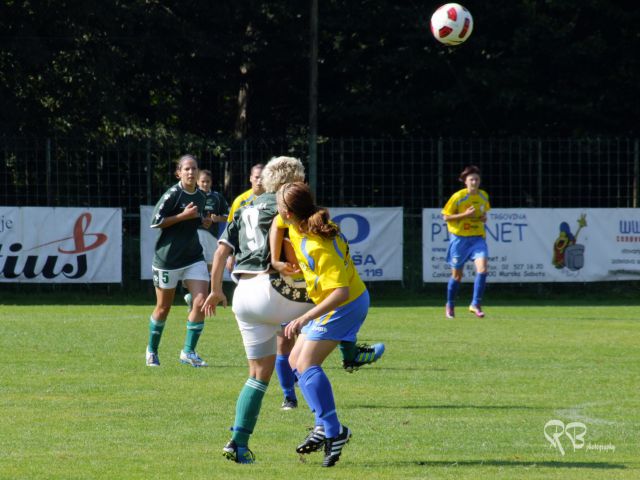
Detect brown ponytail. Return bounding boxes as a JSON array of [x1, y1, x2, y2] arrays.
[[280, 182, 340, 239]]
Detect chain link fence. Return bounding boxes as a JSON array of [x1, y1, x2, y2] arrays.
[[2, 136, 638, 290]]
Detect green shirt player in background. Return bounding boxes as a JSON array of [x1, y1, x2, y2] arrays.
[[183, 168, 229, 311], [145, 154, 211, 367]]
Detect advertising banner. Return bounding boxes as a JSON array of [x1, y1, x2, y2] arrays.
[[423, 208, 640, 282], [330, 207, 403, 281], [0, 207, 122, 283]]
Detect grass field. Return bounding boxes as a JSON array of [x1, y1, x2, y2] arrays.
[[0, 293, 638, 479]]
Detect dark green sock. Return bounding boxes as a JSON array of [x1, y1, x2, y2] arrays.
[[148, 317, 165, 353], [183, 321, 204, 353], [339, 340, 358, 362], [232, 378, 268, 447]]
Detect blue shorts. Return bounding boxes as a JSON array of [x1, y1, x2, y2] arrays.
[[302, 290, 370, 342], [446, 234, 488, 270]]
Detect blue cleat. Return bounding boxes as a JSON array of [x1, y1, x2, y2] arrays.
[[343, 343, 385, 373]]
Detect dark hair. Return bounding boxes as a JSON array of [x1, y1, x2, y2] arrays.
[[251, 163, 264, 174], [199, 169, 212, 179], [459, 165, 481, 183], [280, 182, 339, 239]]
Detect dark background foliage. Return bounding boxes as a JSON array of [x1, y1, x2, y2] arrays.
[[1, 1, 638, 141]]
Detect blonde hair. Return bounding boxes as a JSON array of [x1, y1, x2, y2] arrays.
[[261, 156, 305, 193]]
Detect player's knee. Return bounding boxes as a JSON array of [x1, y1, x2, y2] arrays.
[[154, 305, 171, 319]]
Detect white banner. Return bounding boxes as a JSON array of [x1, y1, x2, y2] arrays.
[[0, 207, 122, 283], [140, 205, 158, 279], [330, 207, 403, 281], [423, 208, 640, 282], [141, 206, 404, 282]]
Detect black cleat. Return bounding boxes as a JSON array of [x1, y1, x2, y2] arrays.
[[222, 439, 255, 464], [296, 426, 326, 454], [281, 397, 298, 410], [322, 425, 351, 467]]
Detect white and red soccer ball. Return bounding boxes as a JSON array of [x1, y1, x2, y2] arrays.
[[430, 3, 474, 46]]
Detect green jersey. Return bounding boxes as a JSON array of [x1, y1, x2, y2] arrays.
[[151, 182, 206, 270], [199, 190, 229, 239], [220, 192, 278, 278]]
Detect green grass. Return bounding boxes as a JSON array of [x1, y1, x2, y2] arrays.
[[0, 299, 638, 479]]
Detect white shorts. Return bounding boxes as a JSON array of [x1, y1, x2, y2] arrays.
[[197, 230, 217, 265], [232, 274, 313, 359], [152, 261, 209, 289]]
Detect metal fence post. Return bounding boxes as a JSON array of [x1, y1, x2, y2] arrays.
[[437, 138, 444, 206], [634, 139, 639, 208], [46, 138, 52, 205], [537, 139, 543, 207], [146, 139, 152, 205]]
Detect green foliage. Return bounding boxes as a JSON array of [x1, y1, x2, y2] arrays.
[[0, 301, 638, 479], [0, 1, 638, 138]]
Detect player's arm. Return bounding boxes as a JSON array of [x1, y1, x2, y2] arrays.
[[443, 207, 476, 222], [156, 202, 200, 228], [269, 216, 300, 276]]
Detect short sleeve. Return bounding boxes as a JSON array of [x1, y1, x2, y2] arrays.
[[150, 187, 179, 228]]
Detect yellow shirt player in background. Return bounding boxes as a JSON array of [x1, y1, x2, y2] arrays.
[[441, 165, 491, 319], [270, 181, 384, 468]]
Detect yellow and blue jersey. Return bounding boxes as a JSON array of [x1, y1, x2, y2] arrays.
[[227, 188, 259, 222], [275, 215, 366, 306], [441, 188, 491, 237]]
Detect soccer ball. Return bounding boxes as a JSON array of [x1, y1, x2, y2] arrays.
[[430, 3, 474, 46]]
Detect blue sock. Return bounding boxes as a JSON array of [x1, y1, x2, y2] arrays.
[[298, 365, 340, 438], [472, 273, 488, 306], [447, 278, 461, 306], [275, 354, 297, 401]]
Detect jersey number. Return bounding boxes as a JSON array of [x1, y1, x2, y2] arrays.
[[241, 208, 265, 251]]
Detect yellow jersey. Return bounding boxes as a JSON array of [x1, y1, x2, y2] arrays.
[[275, 215, 366, 305], [441, 188, 491, 237], [227, 189, 259, 222]]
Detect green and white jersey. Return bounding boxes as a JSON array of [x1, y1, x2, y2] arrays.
[[220, 192, 277, 280], [151, 182, 206, 270], [199, 190, 229, 239]]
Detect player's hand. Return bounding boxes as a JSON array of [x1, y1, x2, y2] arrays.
[[201, 215, 213, 228], [480, 213, 487, 223], [273, 260, 301, 276], [225, 256, 235, 274], [201, 290, 227, 316], [464, 206, 476, 218], [181, 202, 199, 219], [284, 316, 310, 339]]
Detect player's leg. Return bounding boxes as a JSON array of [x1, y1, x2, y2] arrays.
[[338, 292, 385, 372], [470, 254, 488, 318], [180, 262, 211, 367], [147, 267, 178, 366], [445, 235, 465, 318], [293, 293, 369, 466], [224, 346, 276, 464], [276, 335, 298, 409]]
